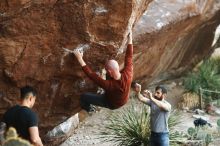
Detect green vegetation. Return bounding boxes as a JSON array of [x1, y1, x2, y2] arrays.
[[187, 126, 213, 146], [184, 58, 220, 99], [185, 119, 220, 146], [99, 100, 182, 146]]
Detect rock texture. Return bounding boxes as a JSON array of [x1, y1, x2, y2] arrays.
[[132, 0, 220, 84], [0, 0, 220, 145], [0, 0, 152, 144], [45, 113, 79, 145]]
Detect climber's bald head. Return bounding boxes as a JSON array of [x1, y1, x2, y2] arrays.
[[105, 60, 119, 71], [105, 60, 120, 79]]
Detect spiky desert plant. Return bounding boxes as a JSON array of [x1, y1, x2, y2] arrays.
[[99, 101, 150, 146], [168, 110, 183, 143], [184, 72, 200, 94], [184, 59, 220, 98], [99, 100, 182, 146]]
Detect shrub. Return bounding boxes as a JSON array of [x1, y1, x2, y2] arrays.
[[187, 126, 213, 146], [184, 58, 220, 98], [99, 100, 182, 146]]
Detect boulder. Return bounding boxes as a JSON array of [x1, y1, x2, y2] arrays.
[[0, 0, 220, 145]]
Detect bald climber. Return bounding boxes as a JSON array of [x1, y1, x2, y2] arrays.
[[73, 32, 133, 112]]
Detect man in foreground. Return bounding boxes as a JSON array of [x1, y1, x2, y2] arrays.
[[2, 86, 43, 146]]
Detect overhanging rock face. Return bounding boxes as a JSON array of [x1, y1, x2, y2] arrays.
[[133, 0, 220, 84], [0, 0, 152, 142], [0, 0, 220, 144]]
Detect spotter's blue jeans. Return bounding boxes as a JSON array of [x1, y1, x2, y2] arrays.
[[150, 131, 169, 146]]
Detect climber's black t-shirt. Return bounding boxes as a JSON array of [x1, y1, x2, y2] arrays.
[[2, 105, 38, 141]]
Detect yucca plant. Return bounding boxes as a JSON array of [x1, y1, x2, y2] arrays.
[[99, 100, 182, 146], [199, 59, 220, 92], [184, 58, 220, 98], [183, 72, 200, 94], [99, 101, 150, 146]]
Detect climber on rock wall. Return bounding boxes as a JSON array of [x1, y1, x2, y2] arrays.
[[73, 31, 133, 113]]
